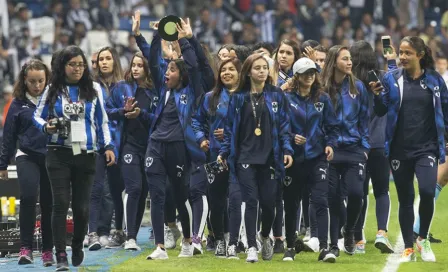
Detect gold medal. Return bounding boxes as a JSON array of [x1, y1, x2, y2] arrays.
[[255, 128, 262, 136]]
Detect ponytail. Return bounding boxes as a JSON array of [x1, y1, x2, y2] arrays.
[[421, 45, 435, 70]]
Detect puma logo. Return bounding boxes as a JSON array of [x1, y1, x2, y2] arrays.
[[290, 103, 298, 110], [428, 156, 436, 167], [319, 168, 327, 174], [359, 163, 365, 169], [176, 165, 184, 171]]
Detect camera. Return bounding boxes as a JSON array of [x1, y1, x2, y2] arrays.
[[49, 117, 70, 140]]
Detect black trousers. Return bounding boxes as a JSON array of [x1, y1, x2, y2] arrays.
[[46, 147, 96, 253], [390, 153, 437, 248], [16, 155, 53, 251]]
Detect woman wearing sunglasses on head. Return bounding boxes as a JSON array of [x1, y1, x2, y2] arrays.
[[33, 45, 115, 271]]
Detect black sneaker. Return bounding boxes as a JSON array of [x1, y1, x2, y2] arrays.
[[237, 241, 245, 253], [282, 248, 295, 261], [329, 245, 340, 257], [206, 235, 216, 252], [215, 240, 226, 258], [274, 239, 285, 253], [294, 237, 305, 254], [343, 230, 355, 255], [72, 248, 84, 267], [55, 252, 69, 271], [429, 233, 442, 243], [318, 249, 336, 263]]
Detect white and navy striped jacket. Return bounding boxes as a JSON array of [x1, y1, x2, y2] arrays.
[[33, 82, 113, 153]]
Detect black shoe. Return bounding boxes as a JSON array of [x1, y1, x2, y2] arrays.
[[215, 240, 227, 258], [413, 232, 442, 243], [55, 252, 69, 271], [206, 235, 216, 252], [274, 239, 285, 254], [294, 237, 305, 254], [282, 248, 295, 261], [429, 233, 442, 243], [343, 230, 355, 255], [237, 241, 245, 253], [72, 248, 84, 267], [318, 249, 336, 263], [329, 245, 340, 258]]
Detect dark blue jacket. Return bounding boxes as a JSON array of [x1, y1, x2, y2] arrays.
[[192, 88, 230, 154], [106, 80, 157, 158], [374, 68, 448, 163], [219, 84, 293, 180], [333, 77, 370, 153], [285, 91, 339, 161], [367, 60, 398, 149], [135, 33, 214, 101], [0, 98, 47, 170], [149, 31, 206, 163]]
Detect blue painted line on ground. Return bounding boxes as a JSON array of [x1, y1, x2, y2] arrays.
[[0, 227, 154, 271]]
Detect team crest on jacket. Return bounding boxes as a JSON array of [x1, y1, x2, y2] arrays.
[[124, 154, 133, 164], [180, 94, 187, 105], [283, 176, 292, 186], [349, 93, 357, 99], [146, 157, 153, 167], [272, 102, 278, 113], [434, 86, 440, 97], [153, 96, 159, 107], [207, 173, 215, 184], [420, 80, 427, 89], [314, 102, 324, 112], [242, 164, 249, 169], [391, 159, 400, 171]]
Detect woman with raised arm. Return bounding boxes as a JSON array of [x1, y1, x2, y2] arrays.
[[372, 36, 448, 263], [217, 53, 293, 263], [144, 18, 205, 260]]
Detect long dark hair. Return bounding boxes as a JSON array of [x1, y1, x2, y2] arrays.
[[171, 59, 189, 89], [321, 45, 358, 105], [236, 54, 273, 92], [46, 45, 97, 107], [13, 59, 51, 101], [350, 40, 378, 87], [96, 46, 124, 93], [290, 70, 323, 103], [272, 39, 301, 83], [209, 57, 242, 114], [124, 52, 153, 89], [401, 36, 434, 70]]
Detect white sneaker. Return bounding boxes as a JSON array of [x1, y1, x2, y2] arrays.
[[178, 240, 194, 257], [304, 237, 320, 252], [337, 238, 344, 251], [224, 232, 230, 247], [99, 235, 110, 247], [399, 248, 417, 263], [303, 227, 311, 242], [246, 247, 258, 263], [124, 239, 141, 251], [416, 239, 436, 262], [83, 235, 89, 248], [165, 226, 181, 249], [146, 246, 169, 260]]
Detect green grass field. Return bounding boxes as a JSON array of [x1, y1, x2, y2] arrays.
[[112, 183, 448, 272]]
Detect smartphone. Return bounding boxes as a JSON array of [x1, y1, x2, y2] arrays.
[[381, 35, 393, 55], [204, 160, 225, 176], [367, 70, 380, 83]]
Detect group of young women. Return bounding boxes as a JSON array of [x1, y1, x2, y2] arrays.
[[0, 10, 446, 271]]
